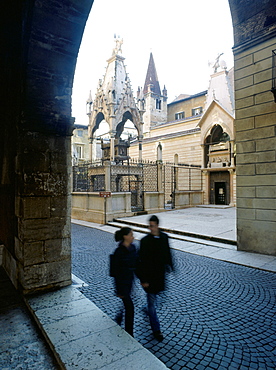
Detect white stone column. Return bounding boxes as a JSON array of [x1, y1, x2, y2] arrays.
[[110, 136, 115, 162], [230, 140, 235, 167], [202, 170, 209, 204], [201, 144, 205, 168], [90, 138, 97, 162], [228, 168, 235, 206], [137, 135, 143, 161], [105, 161, 111, 192], [89, 138, 93, 162]]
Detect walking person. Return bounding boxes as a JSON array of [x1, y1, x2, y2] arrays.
[[137, 215, 174, 342], [110, 227, 137, 337]]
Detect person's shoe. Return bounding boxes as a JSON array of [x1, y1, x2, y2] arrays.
[[115, 313, 123, 325], [153, 330, 164, 342]]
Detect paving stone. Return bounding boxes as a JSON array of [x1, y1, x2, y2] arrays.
[[72, 224, 276, 370], [0, 268, 58, 369]]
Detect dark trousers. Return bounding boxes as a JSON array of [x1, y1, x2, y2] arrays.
[[121, 294, 134, 336], [147, 293, 160, 333]]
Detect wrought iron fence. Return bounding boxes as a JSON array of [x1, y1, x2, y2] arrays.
[[177, 164, 202, 191], [72, 160, 202, 210], [162, 163, 202, 208], [72, 164, 89, 192]]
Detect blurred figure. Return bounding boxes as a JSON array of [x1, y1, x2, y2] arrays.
[[110, 227, 136, 337], [137, 215, 174, 342]]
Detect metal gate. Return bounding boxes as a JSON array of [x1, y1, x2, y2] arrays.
[[163, 164, 176, 209], [111, 164, 144, 212], [129, 176, 144, 212]]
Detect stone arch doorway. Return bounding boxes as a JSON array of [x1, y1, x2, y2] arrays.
[[210, 171, 230, 205], [1, 1, 276, 293]]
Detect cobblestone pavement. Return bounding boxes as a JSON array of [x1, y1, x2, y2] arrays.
[[72, 224, 276, 370]]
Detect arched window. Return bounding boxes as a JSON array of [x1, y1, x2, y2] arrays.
[[206, 124, 230, 145], [204, 124, 231, 168], [156, 99, 161, 109]]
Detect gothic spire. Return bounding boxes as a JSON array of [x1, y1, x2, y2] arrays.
[[143, 52, 161, 95]]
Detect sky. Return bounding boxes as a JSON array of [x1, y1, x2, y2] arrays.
[[72, 0, 234, 126]]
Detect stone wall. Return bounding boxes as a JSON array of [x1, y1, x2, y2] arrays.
[[167, 94, 206, 122], [72, 192, 133, 224], [0, 1, 93, 293], [234, 36, 276, 255], [130, 132, 202, 165], [71, 190, 204, 224]]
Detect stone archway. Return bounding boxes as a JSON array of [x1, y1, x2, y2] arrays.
[[1, 0, 275, 293]]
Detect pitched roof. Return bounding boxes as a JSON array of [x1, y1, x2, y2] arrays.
[[168, 91, 207, 106], [143, 52, 161, 95]]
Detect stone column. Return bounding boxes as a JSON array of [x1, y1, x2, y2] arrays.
[[157, 163, 163, 193], [202, 170, 209, 204], [201, 144, 206, 168], [230, 140, 235, 167], [105, 161, 111, 192], [228, 169, 235, 206], [89, 137, 94, 162], [12, 118, 74, 294], [138, 135, 143, 161], [110, 136, 115, 162]]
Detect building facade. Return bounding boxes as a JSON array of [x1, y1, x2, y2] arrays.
[[130, 55, 236, 206], [71, 124, 89, 165]]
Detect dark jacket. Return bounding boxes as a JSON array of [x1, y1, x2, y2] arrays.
[[137, 231, 173, 294], [112, 242, 137, 297]]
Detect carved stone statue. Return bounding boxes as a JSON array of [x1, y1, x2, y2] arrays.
[[112, 36, 123, 55], [212, 53, 224, 73]]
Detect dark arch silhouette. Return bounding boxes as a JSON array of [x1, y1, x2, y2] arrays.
[[92, 112, 105, 136], [115, 111, 138, 139]]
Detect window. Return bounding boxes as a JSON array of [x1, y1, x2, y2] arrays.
[[156, 99, 161, 109], [175, 111, 185, 120], [192, 107, 203, 116], [77, 130, 83, 137], [76, 145, 84, 159]]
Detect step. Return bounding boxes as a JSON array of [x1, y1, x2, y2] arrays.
[[111, 218, 237, 246], [107, 221, 236, 250]]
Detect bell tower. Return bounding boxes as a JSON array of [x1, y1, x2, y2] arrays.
[[139, 53, 167, 135]]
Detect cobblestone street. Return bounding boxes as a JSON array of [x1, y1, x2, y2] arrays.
[[72, 224, 276, 370]]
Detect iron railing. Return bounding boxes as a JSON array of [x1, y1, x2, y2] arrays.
[[72, 160, 202, 210]]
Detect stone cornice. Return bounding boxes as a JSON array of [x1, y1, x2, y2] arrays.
[[233, 28, 276, 55]]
